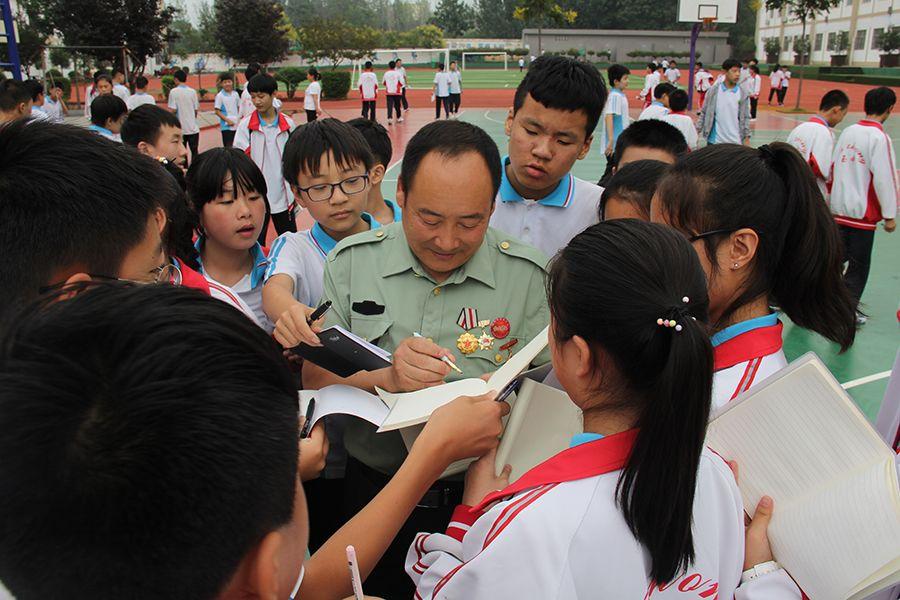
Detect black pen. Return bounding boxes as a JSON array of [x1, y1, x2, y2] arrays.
[[307, 300, 332, 324], [300, 397, 316, 439]]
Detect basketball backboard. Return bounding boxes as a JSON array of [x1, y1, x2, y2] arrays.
[[677, 0, 738, 23]]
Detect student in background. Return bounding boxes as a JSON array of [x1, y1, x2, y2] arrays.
[[599, 119, 688, 185], [84, 72, 112, 121], [121, 104, 189, 172], [111, 68, 131, 103], [408, 219, 796, 598], [304, 67, 322, 123], [662, 89, 698, 149], [448, 60, 462, 116], [598, 64, 631, 183], [126, 76, 156, 110], [779, 67, 791, 105], [694, 62, 713, 109], [396, 58, 410, 112], [0, 282, 510, 600], [664, 60, 680, 86], [768, 64, 783, 105], [358, 60, 379, 121], [186, 148, 273, 330], [167, 69, 200, 163], [433, 63, 451, 120], [214, 72, 241, 148], [599, 159, 670, 221], [348, 117, 402, 225], [0, 79, 32, 123], [651, 143, 856, 408], [24, 79, 49, 121], [786, 89, 849, 200], [519, 56, 526, 72], [747, 64, 762, 120], [383, 60, 404, 125], [638, 62, 659, 109], [43, 81, 68, 122], [489, 55, 607, 259], [698, 58, 751, 146], [237, 63, 282, 120], [88, 94, 128, 142], [234, 73, 297, 236], [639, 82, 674, 121], [829, 86, 897, 321]]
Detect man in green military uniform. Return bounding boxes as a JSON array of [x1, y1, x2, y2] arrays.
[[303, 120, 550, 596]]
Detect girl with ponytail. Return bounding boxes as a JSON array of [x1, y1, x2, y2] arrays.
[[651, 142, 857, 409], [405, 220, 794, 598]]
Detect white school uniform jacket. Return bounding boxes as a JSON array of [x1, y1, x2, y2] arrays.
[[358, 71, 379, 100], [663, 112, 699, 149], [448, 71, 462, 94], [234, 111, 296, 214], [640, 72, 660, 99], [489, 158, 601, 259], [196, 239, 272, 331], [407, 431, 751, 599], [433, 72, 451, 97], [665, 67, 681, 85], [113, 83, 131, 103], [711, 318, 787, 410], [786, 116, 835, 200], [126, 92, 156, 111], [599, 88, 630, 151], [383, 69, 403, 95], [830, 119, 899, 230], [639, 101, 669, 121], [175, 257, 263, 328], [695, 70, 712, 92], [238, 87, 282, 120], [747, 74, 761, 98]]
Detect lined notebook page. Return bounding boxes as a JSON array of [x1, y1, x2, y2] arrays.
[[707, 354, 900, 600]]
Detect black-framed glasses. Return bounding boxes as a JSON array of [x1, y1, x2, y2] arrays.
[[298, 174, 369, 203], [38, 262, 182, 294], [688, 228, 737, 243]]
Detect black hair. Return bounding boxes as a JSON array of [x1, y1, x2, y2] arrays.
[[135, 75, 149, 89], [653, 82, 676, 100], [647, 62, 657, 71], [218, 71, 235, 83], [0, 79, 30, 112], [548, 219, 712, 584], [112, 67, 125, 78], [247, 73, 277, 95], [347, 117, 393, 167], [749, 64, 760, 75], [24, 79, 43, 101], [820, 89, 850, 111], [437, 62, 445, 70], [0, 283, 298, 599], [656, 143, 856, 350], [282, 118, 374, 186], [450, 60, 457, 65], [600, 160, 670, 221], [513, 55, 607, 136], [121, 104, 182, 147], [774, 63, 781, 70], [668, 89, 688, 112], [244, 62, 261, 80], [864, 86, 896, 116], [94, 73, 112, 86], [89, 94, 128, 127], [364, 60, 373, 69], [399, 120, 501, 197], [611, 119, 688, 170], [186, 148, 268, 213], [607, 64, 630, 87], [173, 69, 187, 83], [669, 60, 677, 66], [696, 62, 704, 68], [388, 60, 396, 69], [0, 120, 177, 327], [49, 80, 63, 90], [722, 58, 741, 71], [308, 67, 320, 80]]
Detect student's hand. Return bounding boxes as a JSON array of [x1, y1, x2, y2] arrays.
[[385, 336, 454, 392], [299, 421, 329, 481], [605, 141, 614, 156], [463, 448, 512, 506], [414, 392, 511, 467], [274, 304, 324, 348], [728, 460, 776, 570], [884, 218, 896, 233]]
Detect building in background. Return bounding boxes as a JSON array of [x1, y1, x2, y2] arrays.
[[520, 29, 732, 64], [756, 0, 898, 66]]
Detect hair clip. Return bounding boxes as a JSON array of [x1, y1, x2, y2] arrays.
[[682, 296, 690, 303], [656, 318, 682, 332]]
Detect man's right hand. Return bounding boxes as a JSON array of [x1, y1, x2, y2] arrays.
[[385, 336, 454, 392]]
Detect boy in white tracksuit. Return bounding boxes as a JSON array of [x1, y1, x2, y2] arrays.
[[786, 89, 850, 200], [829, 86, 898, 311]]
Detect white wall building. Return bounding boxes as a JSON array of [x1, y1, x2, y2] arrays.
[[756, 0, 899, 67]]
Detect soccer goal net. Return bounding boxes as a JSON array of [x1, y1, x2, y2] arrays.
[[461, 52, 509, 71]]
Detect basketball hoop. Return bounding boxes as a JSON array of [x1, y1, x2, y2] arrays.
[[702, 17, 717, 31]]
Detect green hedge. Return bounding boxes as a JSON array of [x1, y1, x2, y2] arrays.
[[321, 71, 350, 100], [161, 75, 176, 98], [276, 67, 308, 99]]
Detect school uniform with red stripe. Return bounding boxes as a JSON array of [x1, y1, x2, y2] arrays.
[[406, 430, 761, 598], [175, 257, 264, 328], [712, 313, 788, 411], [786, 116, 836, 200]]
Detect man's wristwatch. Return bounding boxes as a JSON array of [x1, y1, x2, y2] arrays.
[[741, 560, 780, 584]]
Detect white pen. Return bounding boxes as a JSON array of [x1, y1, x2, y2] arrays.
[[413, 332, 463, 374], [346, 545, 365, 600]]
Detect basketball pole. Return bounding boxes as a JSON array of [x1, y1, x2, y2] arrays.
[[687, 21, 702, 112]]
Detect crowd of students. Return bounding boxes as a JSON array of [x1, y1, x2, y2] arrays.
[[0, 53, 896, 599]]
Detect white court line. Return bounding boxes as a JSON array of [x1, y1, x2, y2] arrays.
[[384, 159, 402, 175], [842, 370, 892, 390], [483, 110, 505, 124]]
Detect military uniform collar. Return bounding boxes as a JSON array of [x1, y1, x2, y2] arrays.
[[381, 224, 496, 289]]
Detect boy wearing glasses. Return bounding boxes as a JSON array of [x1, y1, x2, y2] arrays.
[[235, 73, 297, 235]]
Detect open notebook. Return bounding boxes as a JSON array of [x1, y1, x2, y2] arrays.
[[706, 353, 900, 600], [375, 326, 549, 432]]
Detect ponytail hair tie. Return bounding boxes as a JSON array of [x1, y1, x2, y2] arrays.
[[758, 144, 777, 165]]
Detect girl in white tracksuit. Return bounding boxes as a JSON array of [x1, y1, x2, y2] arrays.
[[407, 220, 800, 599], [651, 143, 857, 410]]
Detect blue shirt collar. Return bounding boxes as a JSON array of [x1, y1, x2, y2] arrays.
[[570, 432, 605, 447], [711, 313, 779, 347], [194, 237, 269, 289], [611, 88, 625, 96], [651, 100, 664, 107], [384, 199, 403, 222], [720, 82, 740, 94], [87, 124, 114, 136], [498, 156, 574, 208], [310, 213, 380, 258]]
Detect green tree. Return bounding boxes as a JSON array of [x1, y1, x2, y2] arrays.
[[429, 0, 473, 37], [398, 24, 445, 48], [215, 0, 292, 64], [197, 2, 224, 54], [512, 0, 576, 55], [765, 0, 841, 109], [296, 18, 379, 68], [49, 47, 72, 69], [475, 0, 523, 38]]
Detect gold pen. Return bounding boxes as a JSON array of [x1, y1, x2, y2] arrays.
[[413, 332, 463, 374]]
